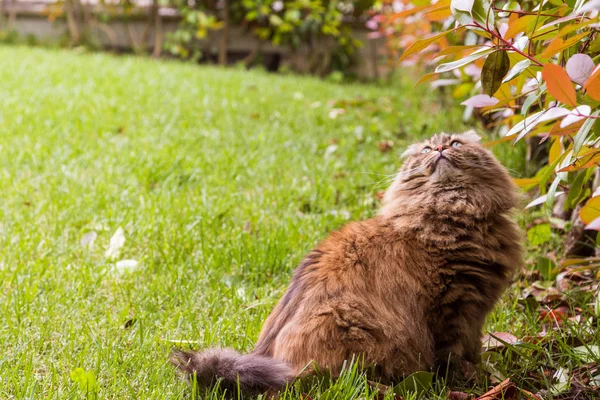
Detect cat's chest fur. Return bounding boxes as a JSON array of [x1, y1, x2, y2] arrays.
[[394, 212, 520, 308]]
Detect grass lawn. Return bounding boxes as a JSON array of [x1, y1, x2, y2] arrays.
[[0, 45, 598, 399]]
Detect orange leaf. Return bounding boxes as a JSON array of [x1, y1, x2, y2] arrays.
[[475, 378, 518, 400], [434, 45, 482, 58], [542, 64, 577, 106], [584, 66, 600, 101], [539, 31, 590, 58], [558, 149, 600, 172], [549, 119, 584, 136], [397, 27, 462, 64], [424, 4, 452, 21], [580, 196, 600, 225], [385, 4, 430, 25], [549, 137, 562, 164], [557, 18, 598, 38], [539, 309, 568, 324], [505, 15, 536, 40], [414, 72, 439, 87], [513, 177, 541, 189]]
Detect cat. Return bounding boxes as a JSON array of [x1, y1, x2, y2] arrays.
[[171, 131, 523, 395]]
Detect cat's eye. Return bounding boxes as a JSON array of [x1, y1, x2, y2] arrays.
[[421, 147, 432, 154], [451, 141, 462, 148]]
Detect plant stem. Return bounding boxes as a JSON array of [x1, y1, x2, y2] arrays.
[[471, 21, 544, 67], [491, 7, 562, 18]]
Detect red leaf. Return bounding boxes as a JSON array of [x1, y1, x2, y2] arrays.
[[543, 64, 577, 107]]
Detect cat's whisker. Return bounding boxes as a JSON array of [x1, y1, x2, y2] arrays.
[[397, 153, 437, 178]]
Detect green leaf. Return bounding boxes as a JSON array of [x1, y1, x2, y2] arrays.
[[435, 47, 494, 73], [528, 224, 552, 246], [521, 85, 546, 116], [566, 170, 591, 208], [451, 0, 494, 28], [536, 256, 556, 280], [573, 111, 599, 156], [546, 176, 562, 209], [398, 28, 459, 63], [472, 0, 494, 28], [573, 345, 600, 363], [481, 51, 510, 96], [394, 371, 434, 397], [451, 0, 475, 26], [503, 59, 532, 83]]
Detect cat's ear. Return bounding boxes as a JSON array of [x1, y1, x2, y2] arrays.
[[459, 130, 481, 143], [401, 144, 417, 158]]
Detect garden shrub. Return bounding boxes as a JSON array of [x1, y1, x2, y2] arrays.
[[369, 0, 600, 249]]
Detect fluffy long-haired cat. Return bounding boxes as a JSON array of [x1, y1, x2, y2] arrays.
[[171, 131, 523, 394]]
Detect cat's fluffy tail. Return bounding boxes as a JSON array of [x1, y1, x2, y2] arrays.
[[170, 348, 294, 394]]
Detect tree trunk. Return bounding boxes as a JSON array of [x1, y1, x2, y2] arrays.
[[243, 41, 263, 67], [64, 0, 81, 45], [218, 0, 229, 65], [152, 6, 163, 58], [8, 0, 17, 31], [0, 0, 6, 32], [141, 0, 158, 54]]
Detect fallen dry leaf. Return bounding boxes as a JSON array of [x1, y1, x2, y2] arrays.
[[378, 140, 394, 153], [482, 332, 518, 351], [475, 378, 518, 400], [448, 391, 471, 400]]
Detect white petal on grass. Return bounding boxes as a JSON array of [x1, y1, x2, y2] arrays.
[[324, 144, 338, 157], [80, 231, 97, 248], [526, 192, 565, 209], [328, 108, 345, 119], [461, 94, 498, 107], [105, 227, 125, 259], [551, 367, 571, 394], [114, 259, 139, 274], [560, 105, 591, 128], [566, 54, 595, 85]]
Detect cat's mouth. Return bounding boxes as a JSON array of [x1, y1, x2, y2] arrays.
[[430, 152, 455, 175], [434, 152, 453, 165]]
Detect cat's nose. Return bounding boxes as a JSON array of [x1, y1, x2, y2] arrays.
[[436, 144, 445, 152]]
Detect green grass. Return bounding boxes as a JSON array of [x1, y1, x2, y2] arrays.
[[0, 45, 598, 399]]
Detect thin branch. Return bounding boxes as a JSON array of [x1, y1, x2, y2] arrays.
[[491, 7, 562, 18], [471, 21, 544, 67]]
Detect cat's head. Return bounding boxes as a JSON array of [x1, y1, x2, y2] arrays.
[[382, 131, 517, 217]]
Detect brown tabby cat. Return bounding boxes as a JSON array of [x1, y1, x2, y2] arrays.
[[171, 131, 523, 394]]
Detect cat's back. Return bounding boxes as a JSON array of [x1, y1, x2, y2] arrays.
[[309, 216, 414, 286]]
